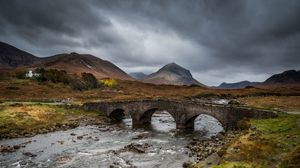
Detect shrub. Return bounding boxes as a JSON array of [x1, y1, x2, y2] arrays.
[[81, 72, 100, 89], [35, 68, 70, 84], [31, 68, 99, 91], [69, 78, 86, 91], [69, 73, 100, 91], [100, 79, 117, 88]]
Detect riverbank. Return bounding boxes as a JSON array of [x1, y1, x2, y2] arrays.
[[1, 100, 300, 168], [0, 102, 108, 139], [186, 113, 300, 168]]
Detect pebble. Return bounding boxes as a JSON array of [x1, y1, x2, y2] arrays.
[[77, 136, 83, 140]]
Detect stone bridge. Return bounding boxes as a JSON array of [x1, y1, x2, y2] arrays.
[[83, 99, 277, 130]]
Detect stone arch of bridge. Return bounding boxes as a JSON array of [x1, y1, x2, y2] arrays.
[[185, 113, 224, 130], [109, 108, 128, 122], [138, 107, 177, 126]]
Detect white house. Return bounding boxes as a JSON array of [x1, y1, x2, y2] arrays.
[[25, 70, 40, 78]]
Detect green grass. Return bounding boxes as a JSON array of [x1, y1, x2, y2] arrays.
[[251, 114, 300, 147], [212, 162, 263, 168], [216, 114, 300, 168]]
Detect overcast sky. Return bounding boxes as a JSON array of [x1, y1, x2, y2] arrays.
[[0, 0, 299, 86]]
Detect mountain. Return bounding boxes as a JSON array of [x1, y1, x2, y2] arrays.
[[218, 81, 259, 89], [0, 41, 133, 80], [142, 63, 205, 86], [264, 70, 300, 84], [129, 72, 147, 80], [36, 52, 133, 80], [218, 70, 300, 88], [0, 41, 39, 69]]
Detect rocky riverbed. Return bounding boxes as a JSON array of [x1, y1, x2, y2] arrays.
[[185, 131, 240, 167], [0, 111, 227, 168]]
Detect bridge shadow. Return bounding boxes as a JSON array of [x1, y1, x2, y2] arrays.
[[109, 108, 132, 128]]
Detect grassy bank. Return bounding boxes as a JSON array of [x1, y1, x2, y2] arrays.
[[205, 114, 300, 168], [0, 102, 106, 139]]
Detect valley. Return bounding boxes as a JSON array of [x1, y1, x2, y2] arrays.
[[0, 43, 300, 168]]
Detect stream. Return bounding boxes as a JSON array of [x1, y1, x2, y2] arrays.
[[0, 111, 223, 168]]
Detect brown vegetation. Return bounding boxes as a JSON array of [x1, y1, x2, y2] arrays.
[[0, 78, 300, 109]]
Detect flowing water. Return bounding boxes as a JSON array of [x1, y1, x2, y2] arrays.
[[0, 111, 223, 168]]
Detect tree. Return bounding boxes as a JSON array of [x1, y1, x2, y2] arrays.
[[81, 72, 99, 89]]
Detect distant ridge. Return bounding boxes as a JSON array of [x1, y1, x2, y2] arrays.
[[264, 70, 300, 84], [218, 81, 259, 89], [142, 63, 205, 86], [217, 69, 300, 89], [129, 72, 147, 80]]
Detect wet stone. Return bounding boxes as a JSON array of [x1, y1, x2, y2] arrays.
[[77, 136, 83, 140], [23, 152, 37, 157], [122, 143, 152, 153]]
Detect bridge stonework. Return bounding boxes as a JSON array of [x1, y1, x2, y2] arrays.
[[83, 100, 277, 130]]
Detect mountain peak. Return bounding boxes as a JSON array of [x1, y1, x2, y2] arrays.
[[143, 63, 205, 86], [161, 62, 181, 69], [158, 62, 193, 78], [164, 62, 179, 67]]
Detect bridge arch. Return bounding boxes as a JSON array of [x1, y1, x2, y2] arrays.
[[185, 113, 225, 130], [109, 108, 127, 122], [139, 108, 159, 124], [138, 108, 177, 126]]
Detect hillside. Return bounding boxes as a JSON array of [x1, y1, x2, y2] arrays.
[[142, 63, 205, 86], [0, 41, 39, 69], [36, 52, 133, 80]]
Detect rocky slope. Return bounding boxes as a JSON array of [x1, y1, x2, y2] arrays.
[[142, 63, 205, 86]]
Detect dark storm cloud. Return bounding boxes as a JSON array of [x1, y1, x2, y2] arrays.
[[0, 0, 299, 85]]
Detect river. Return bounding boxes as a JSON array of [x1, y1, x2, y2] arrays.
[[0, 111, 223, 168]]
